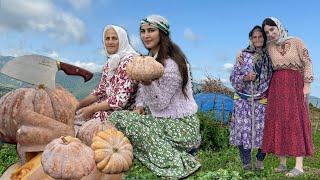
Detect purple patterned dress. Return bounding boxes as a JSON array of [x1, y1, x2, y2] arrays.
[[229, 50, 272, 149]]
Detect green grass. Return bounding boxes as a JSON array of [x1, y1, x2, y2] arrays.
[[0, 143, 18, 175], [123, 131, 320, 180], [1, 111, 320, 179]]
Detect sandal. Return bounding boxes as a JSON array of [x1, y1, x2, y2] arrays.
[[255, 160, 264, 171], [274, 164, 287, 173], [285, 168, 304, 177]]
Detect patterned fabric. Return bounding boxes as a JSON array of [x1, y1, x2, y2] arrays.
[[135, 58, 198, 118], [108, 110, 201, 179], [267, 17, 294, 45], [90, 54, 138, 121], [262, 70, 314, 156], [268, 38, 314, 83], [141, 14, 170, 35], [243, 50, 273, 93], [229, 51, 272, 149]]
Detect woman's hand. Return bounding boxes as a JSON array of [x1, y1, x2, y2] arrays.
[[303, 83, 310, 98], [140, 80, 152, 86], [243, 72, 256, 82], [133, 106, 145, 115], [76, 105, 96, 120], [236, 51, 244, 65]]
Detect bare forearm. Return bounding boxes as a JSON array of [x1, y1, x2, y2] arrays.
[[90, 101, 111, 112], [78, 94, 98, 109]]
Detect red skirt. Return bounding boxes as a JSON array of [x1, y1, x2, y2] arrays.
[[262, 69, 314, 156]]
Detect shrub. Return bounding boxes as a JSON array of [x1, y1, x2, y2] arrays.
[[197, 112, 230, 151], [200, 75, 233, 97], [0, 143, 18, 175]]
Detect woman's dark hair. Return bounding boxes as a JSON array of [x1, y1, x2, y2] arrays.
[[249, 25, 267, 48], [262, 18, 277, 30], [156, 30, 189, 98]]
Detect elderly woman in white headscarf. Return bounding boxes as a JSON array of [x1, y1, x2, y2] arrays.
[[74, 25, 139, 136]]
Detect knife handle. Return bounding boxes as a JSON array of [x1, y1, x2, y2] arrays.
[[58, 61, 93, 82]]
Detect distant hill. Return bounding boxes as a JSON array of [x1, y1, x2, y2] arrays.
[[310, 95, 320, 108], [56, 71, 101, 99]]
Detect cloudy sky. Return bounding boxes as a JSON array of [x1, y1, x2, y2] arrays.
[[0, 0, 319, 96]]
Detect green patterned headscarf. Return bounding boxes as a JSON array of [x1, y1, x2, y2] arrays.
[[140, 15, 170, 35]]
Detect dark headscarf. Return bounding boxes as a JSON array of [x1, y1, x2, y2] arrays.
[[243, 26, 273, 91]]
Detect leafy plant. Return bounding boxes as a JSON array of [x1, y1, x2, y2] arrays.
[[198, 112, 229, 151], [0, 143, 18, 175], [200, 75, 233, 97]]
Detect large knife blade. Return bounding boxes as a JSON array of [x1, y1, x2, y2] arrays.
[[0, 54, 93, 89]]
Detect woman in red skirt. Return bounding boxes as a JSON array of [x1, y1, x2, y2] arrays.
[[261, 17, 314, 177]]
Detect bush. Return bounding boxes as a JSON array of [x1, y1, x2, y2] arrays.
[[197, 112, 230, 151], [200, 75, 233, 97]]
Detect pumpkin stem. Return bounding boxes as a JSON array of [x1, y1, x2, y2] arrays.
[[38, 84, 46, 89], [112, 148, 118, 153], [61, 136, 68, 144]]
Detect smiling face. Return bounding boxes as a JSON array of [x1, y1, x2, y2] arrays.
[[263, 25, 280, 42], [251, 30, 264, 49], [140, 24, 160, 51], [105, 28, 119, 55]]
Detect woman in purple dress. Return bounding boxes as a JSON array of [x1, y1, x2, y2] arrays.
[[229, 26, 273, 170]]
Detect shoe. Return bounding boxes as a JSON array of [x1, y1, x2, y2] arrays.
[[243, 163, 252, 171], [274, 164, 287, 173], [255, 160, 264, 171], [285, 168, 304, 177]]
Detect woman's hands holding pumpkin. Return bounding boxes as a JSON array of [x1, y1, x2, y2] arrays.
[[140, 80, 152, 86], [133, 106, 145, 115]]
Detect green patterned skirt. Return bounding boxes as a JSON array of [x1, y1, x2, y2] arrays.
[[108, 110, 201, 179]]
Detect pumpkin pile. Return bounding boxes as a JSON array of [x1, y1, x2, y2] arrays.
[[1, 86, 134, 179], [0, 86, 78, 163], [91, 129, 134, 174], [126, 55, 164, 81], [77, 118, 116, 146]]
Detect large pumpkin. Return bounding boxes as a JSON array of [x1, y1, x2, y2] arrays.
[[91, 129, 133, 174], [126, 55, 164, 81], [76, 118, 116, 146], [41, 136, 95, 179], [0, 85, 78, 163]]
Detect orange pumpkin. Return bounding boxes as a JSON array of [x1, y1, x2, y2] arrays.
[[77, 118, 116, 146], [126, 55, 164, 81], [41, 136, 95, 179], [0, 85, 78, 163], [91, 129, 133, 174]]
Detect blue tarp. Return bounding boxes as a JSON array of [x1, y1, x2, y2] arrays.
[[195, 92, 234, 123]]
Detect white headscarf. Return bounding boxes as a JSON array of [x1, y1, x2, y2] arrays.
[[103, 25, 138, 79], [267, 17, 294, 45]]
